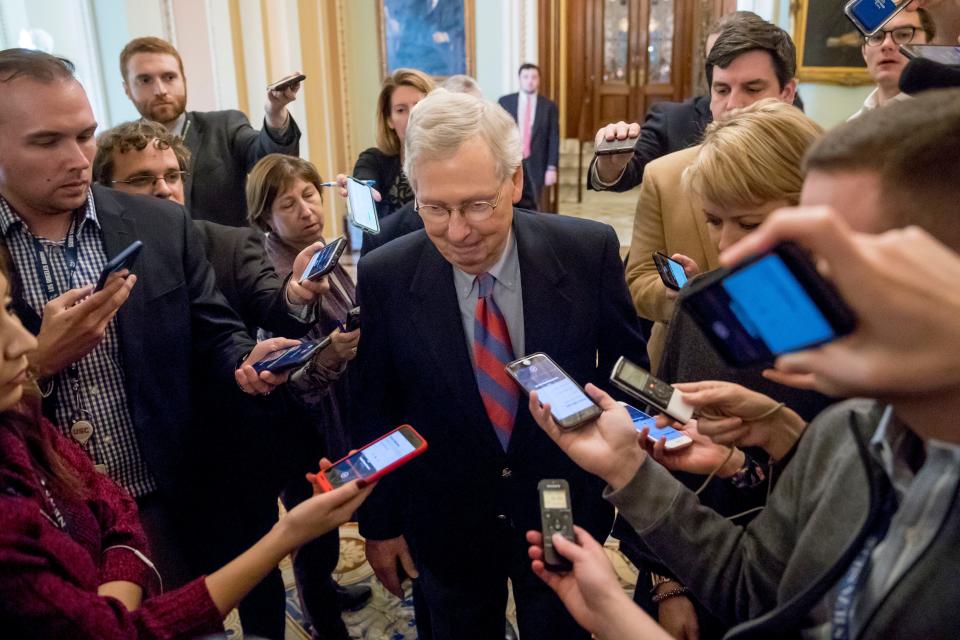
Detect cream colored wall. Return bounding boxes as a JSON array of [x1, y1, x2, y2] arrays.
[[343, 1, 381, 165]]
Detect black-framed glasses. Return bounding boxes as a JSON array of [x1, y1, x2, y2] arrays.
[[111, 170, 189, 189], [864, 26, 917, 47], [415, 185, 504, 223]]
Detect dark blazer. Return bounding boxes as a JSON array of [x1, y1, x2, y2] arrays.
[[182, 110, 301, 227], [192, 220, 312, 338], [587, 95, 711, 193], [499, 93, 560, 193], [353, 209, 649, 578], [9, 186, 254, 495]]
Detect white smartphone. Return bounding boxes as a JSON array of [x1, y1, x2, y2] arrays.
[[619, 402, 693, 451], [346, 177, 380, 235]]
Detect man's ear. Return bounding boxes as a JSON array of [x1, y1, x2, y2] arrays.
[[511, 165, 524, 204], [780, 78, 799, 105]]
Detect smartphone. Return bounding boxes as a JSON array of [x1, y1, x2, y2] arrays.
[[899, 44, 960, 65], [619, 402, 693, 451], [316, 424, 428, 491], [505, 353, 601, 430], [595, 135, 639, 156], [267, 73, 306, 92], [95, 240, 143, 291], [300, 237, 347, 283], [251, 338, 330, 374], [342, 306, 361, 332], [346, 177, 380, 235], [844, 0, 909, 35], [538, 479, 575, 572], [609, 356, 694, 423], [681, 242, 857, 367], [653, 252, 688, 290]]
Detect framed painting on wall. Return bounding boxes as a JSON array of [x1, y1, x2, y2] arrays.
[[793, 0, 872, 85], [377, 0, 475, 78]]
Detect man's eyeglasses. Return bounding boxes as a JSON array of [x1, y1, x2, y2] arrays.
[[111, 170, 188, 189], [864, 26, 917, 47], [415, 186, 504, 223]]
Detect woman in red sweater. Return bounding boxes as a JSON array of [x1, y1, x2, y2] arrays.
[[0, 270, 373, 639]]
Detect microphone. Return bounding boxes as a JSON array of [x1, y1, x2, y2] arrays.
[[900, 58, 960, 94]]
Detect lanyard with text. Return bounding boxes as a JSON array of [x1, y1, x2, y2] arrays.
[[830, 491, 897, 640], [29, 217, 97, 450]]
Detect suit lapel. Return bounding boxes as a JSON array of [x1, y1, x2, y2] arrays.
[[94, 188, 146, 415], [181, 112, 198, 207], [407, 240, 504, 454], [510, 212, 573, 453]]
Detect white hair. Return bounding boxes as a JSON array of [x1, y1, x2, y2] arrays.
[[440, 74, 482, 97], [403, 88, 522, 189]]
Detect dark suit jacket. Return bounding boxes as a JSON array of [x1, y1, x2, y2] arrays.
[[182, 110, 301, 227], [353, 209, 649, 578], [499, 93, 560, 192], [587, 95, 711, 193], [9, 186, 254, 495], [192, 220, 311, 338]]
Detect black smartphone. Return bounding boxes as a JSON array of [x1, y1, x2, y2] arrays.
[[681, 242, 857, 367], [342, 306, 361, 332], [653, 252, 689, 291], [267, 73, 306, 92], [595, 135, 639, 156], [899, 44, 960, 65], [505, 353, 601, 430], [252, 338, 330, 374], [95, 240, 143, 291], [346, 177, 380, 234], [538, 479, 574, 572], [844, 0, 909, 35], [300, 237, 347, 283], [609, 356, 694, 424]]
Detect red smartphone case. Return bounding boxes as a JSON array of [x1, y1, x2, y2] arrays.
[[316, 424, 428, 492]]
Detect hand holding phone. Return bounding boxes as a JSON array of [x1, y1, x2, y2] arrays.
[[609, 357, 694, 423], [300, 237, 347, 283], [506, 353, 601, 430], [682, 242, 856, 367], [252, 338, 330, 374], [619, 402, 692, 451], [653, 252, 691, 291], [96, 241, 143, 291], [268, 73, 306, 92], [315, 425, 428, 491], [341, 306, 361, 332], [595, 135, 640, 156]]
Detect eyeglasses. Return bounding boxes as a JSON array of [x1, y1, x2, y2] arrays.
[[415, 186, 504, 223], [111, 170, 189, 189], [864, 26, 917, 47]]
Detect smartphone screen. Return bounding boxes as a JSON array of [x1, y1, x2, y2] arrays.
[[845, 0, 908, 35], [324, 429, 417, 488], [511, 356, 595, 423], [667, 258, 688, 288], [623, 404, 686, 442], [301, 239, 343, 282], [347, 178, 380, 233]]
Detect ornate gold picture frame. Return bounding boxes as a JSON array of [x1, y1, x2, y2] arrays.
[[792, 0, 872, 85], [377, 0, 476, 79]]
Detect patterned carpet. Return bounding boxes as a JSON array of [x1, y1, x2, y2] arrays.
[[222, 521, 640, 639]]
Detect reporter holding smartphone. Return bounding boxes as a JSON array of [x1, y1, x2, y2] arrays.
[[247, 154, 370, 636]]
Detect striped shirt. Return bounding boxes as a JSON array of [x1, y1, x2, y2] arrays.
[[0, 192, 157, 497]]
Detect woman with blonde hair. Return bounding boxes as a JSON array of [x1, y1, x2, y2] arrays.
[[616, 99, 834, 640]]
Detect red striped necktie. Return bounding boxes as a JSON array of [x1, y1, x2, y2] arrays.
[[473, 272, 519, 450]]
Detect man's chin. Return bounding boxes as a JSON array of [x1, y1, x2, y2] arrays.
[[149, 105, 184, 125]]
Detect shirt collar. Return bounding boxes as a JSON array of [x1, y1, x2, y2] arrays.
[[0, 189, 100, 239], [870, 405, 927, 499], [453, 227, 519, 301]]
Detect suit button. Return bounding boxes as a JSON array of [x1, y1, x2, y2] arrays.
[[501, 467, 512, 479]]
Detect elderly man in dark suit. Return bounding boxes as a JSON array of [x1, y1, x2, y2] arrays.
[[353, 89, 648, 639], [0, 49, 300, 599], [120, 37, 301, 227], [498, 63, 560, 205]]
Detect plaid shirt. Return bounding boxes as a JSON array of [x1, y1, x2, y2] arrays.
[[0, 192, 157, 497]]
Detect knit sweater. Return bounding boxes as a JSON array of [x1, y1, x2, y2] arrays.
[[0, 409, 222, 639]]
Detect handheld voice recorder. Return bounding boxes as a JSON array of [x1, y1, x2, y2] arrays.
[[538, 478, 575, 572]]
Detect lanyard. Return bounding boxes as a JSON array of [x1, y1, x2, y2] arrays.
[[830, 491, 897, 640], [30, 216, 81, 303]]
